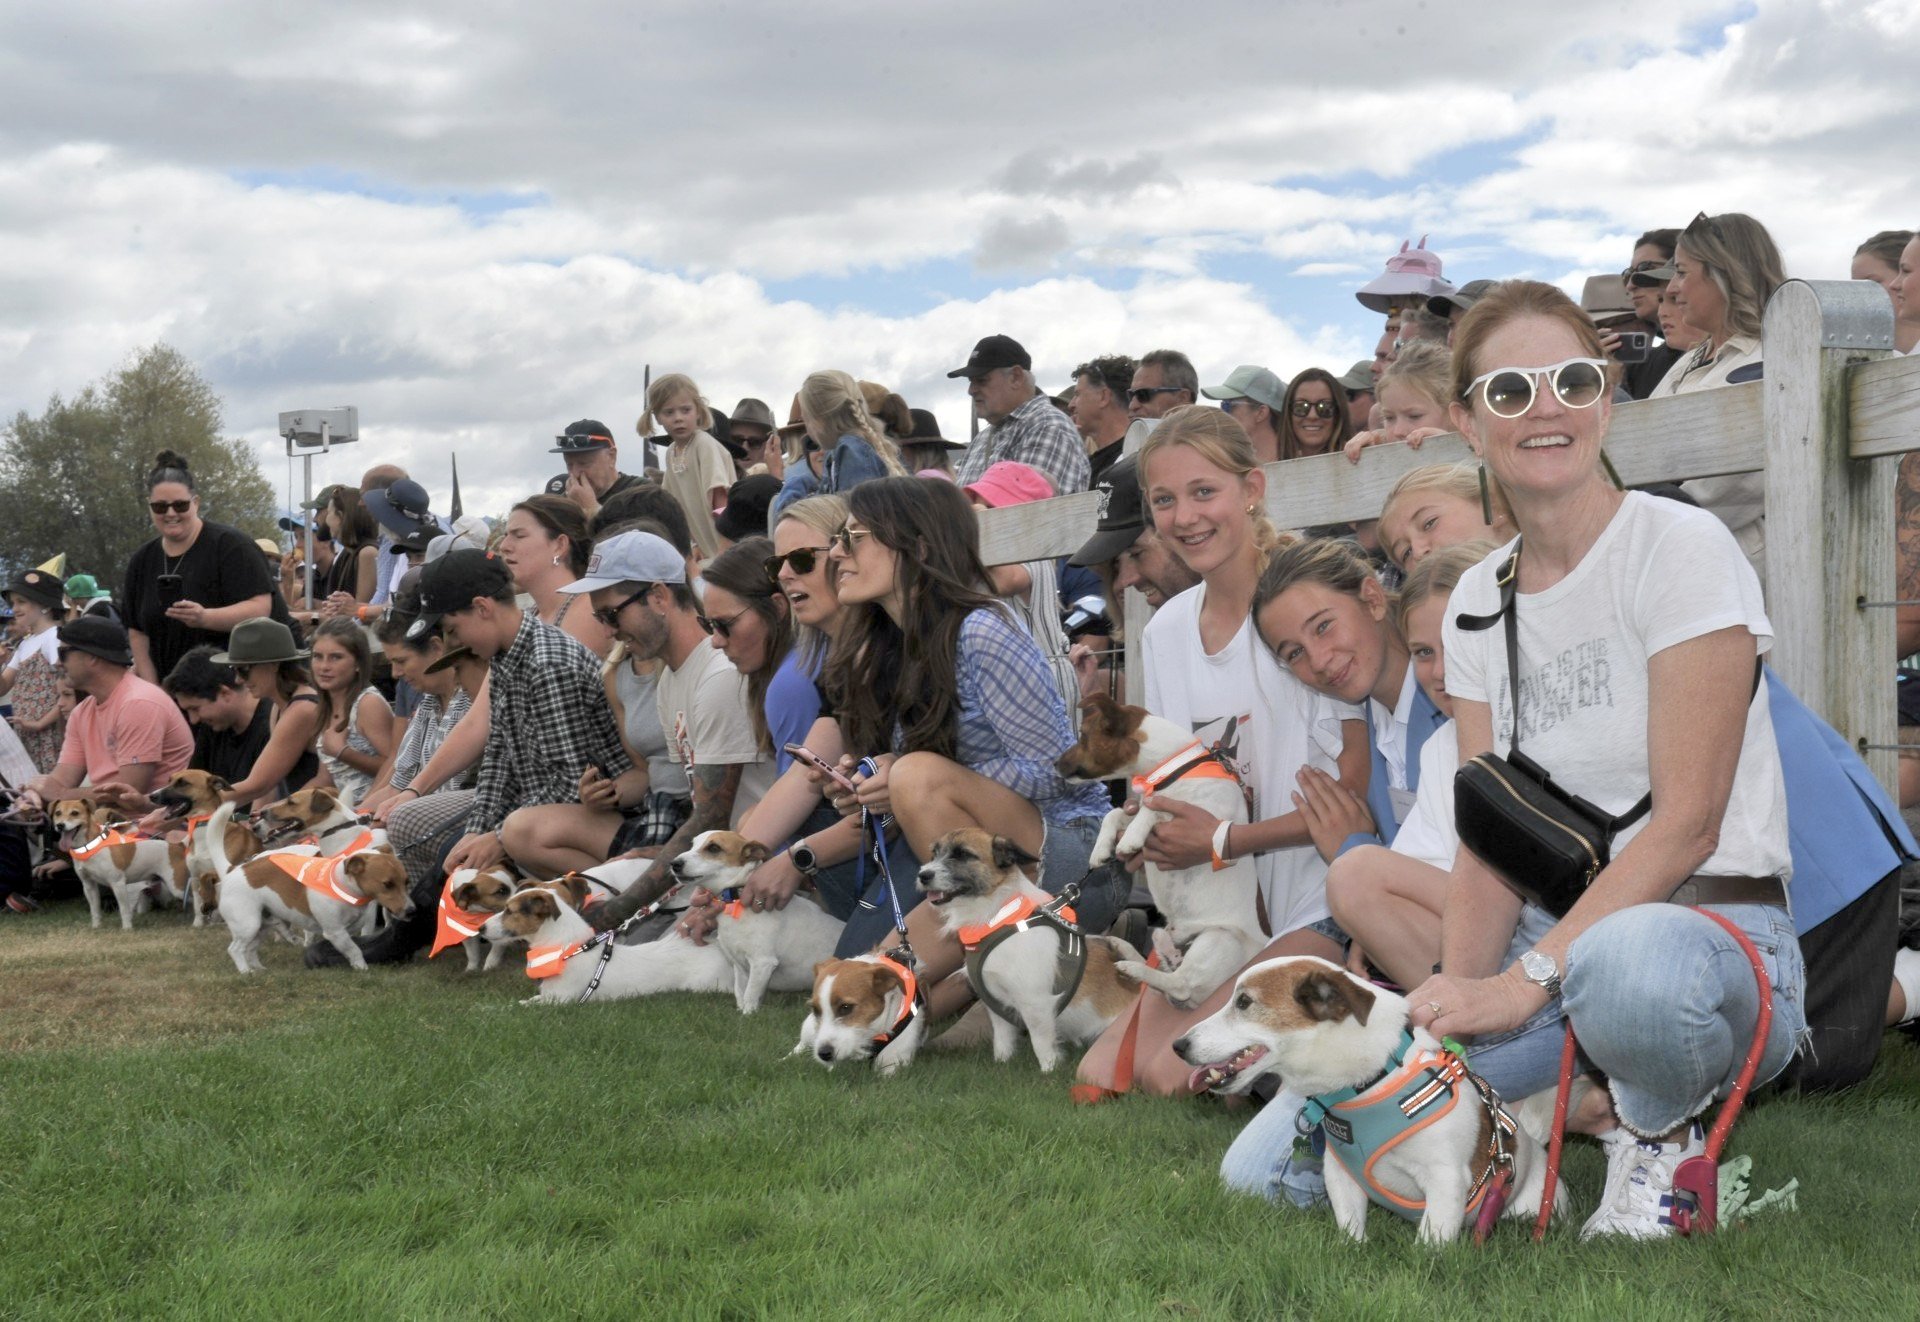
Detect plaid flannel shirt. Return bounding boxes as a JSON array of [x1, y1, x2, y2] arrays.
[[954, 392, 1091, 495], [466, 613, 632, 834]]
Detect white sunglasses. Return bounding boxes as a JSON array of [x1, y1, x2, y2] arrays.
[[1464, 357, 1610, 418]]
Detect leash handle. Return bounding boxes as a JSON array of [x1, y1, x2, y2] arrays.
[[1533, 1023, 1577, 1242], [853, 756, 911, 941]]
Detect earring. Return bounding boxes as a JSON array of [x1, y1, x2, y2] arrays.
[[551, 554, 563, 568], [1246, 505, 1257, 515], [1477, 463, 1494, 526]]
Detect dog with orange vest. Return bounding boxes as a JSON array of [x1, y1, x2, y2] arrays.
[[482, 875, 735, 1004], [207, 799, 411, 973], [667, 830, 844, 1014], [48, 796, 185, 930], [794, 952, 928, 1077], [150, 769, 264, 926], [1055, 695, 1264, 1010], [917, 827, 1142, 1072]]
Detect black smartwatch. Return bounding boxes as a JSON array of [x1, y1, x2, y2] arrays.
[[788, 840, 820, 879]]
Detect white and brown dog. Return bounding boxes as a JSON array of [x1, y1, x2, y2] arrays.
[[668, 831, 844, 1014], [151, 769, 262, 926], [1174, 956, 1559, 1245], [1056, 694, 1263, 1009], [439, 865, 529, 972], [208, 800, 412, 972], [49, 797, 184, 930], [917, 827, 1141, 1072], [482, 877, 734, 1004], [794, 952, 927, 1077]]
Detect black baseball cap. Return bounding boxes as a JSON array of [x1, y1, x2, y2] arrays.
[[946, 334, 1032, 380], [408, 549, 513, 640], [1069, 455, 1147, 567], [714, 475, 782, 543], [56, 615, 134, 667], [550, 419, 616, 455]]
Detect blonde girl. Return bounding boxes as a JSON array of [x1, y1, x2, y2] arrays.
[[644, 372, 734, 559]]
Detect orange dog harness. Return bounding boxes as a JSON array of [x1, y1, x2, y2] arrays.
[[1129, 740, 1240, 801], [261, 850, 367, 907], [957, 887, 1087, 1025], [870, 953, 923, 1049], [430, 879, 494, 958], [69, 823, 141, 862]]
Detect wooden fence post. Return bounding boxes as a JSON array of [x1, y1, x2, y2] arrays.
[[1763, 279, 1899, 791]]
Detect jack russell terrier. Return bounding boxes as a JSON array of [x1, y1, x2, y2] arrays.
[[1174, 956, 1560, 1245], [668, 831, 844, 1014], [1056, 694, 1264, 1009], [151, 769, 263, 926], [482, 876, 735, 1004], [48, 797, 184, 930], [917, 827, 1142, 1072], [794, 951, 927, 1077], [208, 799, 411, 973]]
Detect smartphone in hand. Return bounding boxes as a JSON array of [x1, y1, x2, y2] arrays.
[[783, 743, 859, 794]]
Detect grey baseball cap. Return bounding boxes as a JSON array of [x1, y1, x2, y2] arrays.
[[1200, 365, 1287, 412], [558, 530, 688, 594]]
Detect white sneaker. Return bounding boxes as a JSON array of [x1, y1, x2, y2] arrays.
[[1578, 1124, 1705, 1241]]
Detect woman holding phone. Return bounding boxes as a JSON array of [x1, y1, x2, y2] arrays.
[[123, 450, 274, 686]]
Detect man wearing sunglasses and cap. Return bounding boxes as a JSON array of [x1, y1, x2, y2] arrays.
[[949, 334, 1091, 497], [544, 418, 645, 522]]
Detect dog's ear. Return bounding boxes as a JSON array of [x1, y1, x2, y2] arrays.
[[452, 880, 479, 907], [311, 788, 339, 813], [990, 836, 1040, 872], [552, 873, 590, 910], [1295, 970, 1376, 1026], [344, 853, 371, 878], [521, 891, 561, 923], [741, 840, 770, 864], [1079, 691, 1120, 732], [872, 961, 906, 997], [208, 775, 231, 796]]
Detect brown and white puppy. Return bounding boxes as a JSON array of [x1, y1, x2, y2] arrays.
[[207, 800, 412, 973], [151, 769, 261, 926], [668, 830, 844, 1014], [483, 881, 733, 1004], [1174, 956, 1559, 1245], [446, 864, 528, 973], [257, 786, 387, 855], [49, 797, 184, 931], [1056, 694, 1263, 1009], [794, 953, 926, 1076], [917, 827, 1141, 1072]]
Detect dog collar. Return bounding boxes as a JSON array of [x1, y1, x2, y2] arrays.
[[868, 953, 924, 1050], [1130, 740, 1239, 800], [181, 813, 212, 847], [719, 886, 744, 919], [69, 823, 140, 861], [264, 851, 367, 907], [1301, 1031, 1518, 1221]]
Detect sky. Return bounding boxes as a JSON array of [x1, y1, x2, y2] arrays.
[[2, 0, 1917, 519]]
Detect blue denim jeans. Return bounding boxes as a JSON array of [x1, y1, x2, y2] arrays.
[[1220, 900, 1807, 1196]]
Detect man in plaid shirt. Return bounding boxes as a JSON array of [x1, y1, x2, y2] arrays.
[[950, 334, 1091, 496], [408, 549, 631, 875]]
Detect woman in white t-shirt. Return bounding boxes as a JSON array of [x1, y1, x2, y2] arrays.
[[1406, 280, 1804, 1242], [1075, 407, 1368, 1099]]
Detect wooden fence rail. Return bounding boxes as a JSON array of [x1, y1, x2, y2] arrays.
[[976, 280, 1920, 792]]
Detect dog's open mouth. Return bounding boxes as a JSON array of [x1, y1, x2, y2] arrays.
[[923, 888, 957, 906], [1187, 1044, 1270, 1095]]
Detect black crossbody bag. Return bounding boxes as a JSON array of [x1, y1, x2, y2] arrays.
[[1451, 542, 1761, 917]]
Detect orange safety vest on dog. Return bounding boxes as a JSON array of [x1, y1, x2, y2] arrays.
[[69, 824, 141, 862], [1130, 740, 1240, 800], [430, 879, 494, 958], [261, 851, 367, 907]]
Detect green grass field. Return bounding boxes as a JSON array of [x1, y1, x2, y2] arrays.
[[2, 905, 1917, 1320]]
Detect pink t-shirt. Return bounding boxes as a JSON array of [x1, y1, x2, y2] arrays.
[[58, 673, 194, 783]]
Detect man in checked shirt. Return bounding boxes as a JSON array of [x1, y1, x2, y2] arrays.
[[949, 334, 1091, 497]]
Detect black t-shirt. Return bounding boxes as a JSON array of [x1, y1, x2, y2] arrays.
[[1623, 343, 1685, 400], [1086, 439, 1126, 486], [191, 696, 274, 784], [123, 521, 275, 683], [542, 470, 645, 501]]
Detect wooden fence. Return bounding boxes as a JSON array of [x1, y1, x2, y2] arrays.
[[976, 279, 1920, 794]]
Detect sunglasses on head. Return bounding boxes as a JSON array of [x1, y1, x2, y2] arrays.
[[1465, 357, 1609, 419], [149, 500, 192, 515], [1128, 386, 1184, 405], [764, 548, 823, 584], [696, 607, 750, 640], [1290, 399, 1336, 419], [592, 583, 655, 629]]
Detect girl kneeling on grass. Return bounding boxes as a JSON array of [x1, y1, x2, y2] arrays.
[[1074, 407, 1369, 1099], [821, 477, 1124, 1012], [308, 618, 394, 810]]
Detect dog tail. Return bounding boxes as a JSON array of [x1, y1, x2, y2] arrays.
[[207, 800, 238, 874]]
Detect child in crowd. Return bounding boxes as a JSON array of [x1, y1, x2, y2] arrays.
[[1075, 407, 1369, 1098], [309, 618, 393, 809], [1340, 340, 1455, 462], [1375, 462, 1514, 572], [798, 370, 905, 496], [360, 600, 475, 821], [645, 372, 735, 561]]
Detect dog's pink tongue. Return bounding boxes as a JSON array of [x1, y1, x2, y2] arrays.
[[1186, 1061, 1227, 1095]]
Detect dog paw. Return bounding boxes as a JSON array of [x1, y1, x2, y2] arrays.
[[1113, 959, 1150, 983]]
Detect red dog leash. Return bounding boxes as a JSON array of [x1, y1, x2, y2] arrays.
[[1534, 906, 1775, 1240]]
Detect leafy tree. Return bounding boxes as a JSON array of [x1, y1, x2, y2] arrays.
[[0, 344, 277, 591]]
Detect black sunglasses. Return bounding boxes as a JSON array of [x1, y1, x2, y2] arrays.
[[1128, 386, 1185, 405], [592, 584, 655, 629], [149, 500, 192, 515], [1290, 400, 1336, 419], [1619, 259, 1664, 284], [764, 548, 822, 584], [696, 608, 750, 640]]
